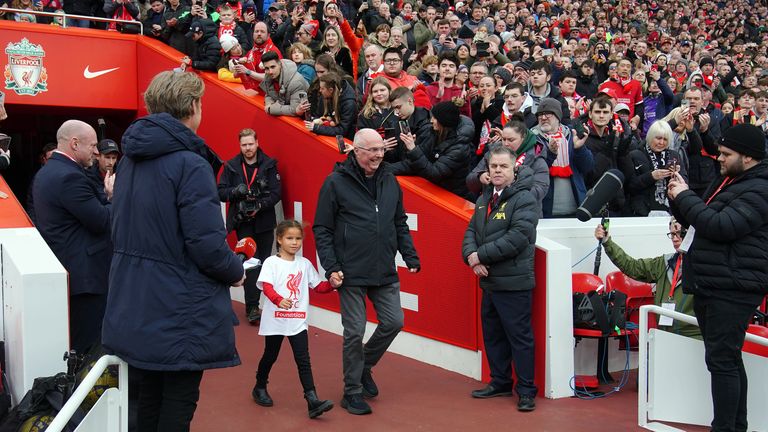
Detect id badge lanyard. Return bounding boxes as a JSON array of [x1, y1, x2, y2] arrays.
[[667, 255, 682, 301], [242, 162, 259, 190]]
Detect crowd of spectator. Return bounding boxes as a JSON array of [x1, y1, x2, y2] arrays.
[[6, 0, 768, 216]]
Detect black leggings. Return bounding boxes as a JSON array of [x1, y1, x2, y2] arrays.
[[256, 330, 315, 392]]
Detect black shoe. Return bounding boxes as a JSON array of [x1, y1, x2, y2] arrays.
[[247, 308, 261, 325], [517, 395, 536, 412], [304, 390, 334, 419], [252, 386, 273, 407], [471, 384, 513, 399], [340, 393, 372, 415], [361, 369, 379, 399]]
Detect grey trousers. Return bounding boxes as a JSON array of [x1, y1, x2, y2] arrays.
[[338, 283, 404, 395]]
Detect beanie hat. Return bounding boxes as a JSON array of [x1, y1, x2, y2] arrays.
[[431, 101, 461, 128], [219, 34, 239, 53], [699, 57, 714, 68], [457, 25, 475, 39], [719, 124, 766, 160], [493, 67, 513, 86], [536, 98, 563, 121], [300, 22, 319, 38], [514, 59, 532, 71]]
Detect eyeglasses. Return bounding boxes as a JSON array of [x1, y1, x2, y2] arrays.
[[536, 112, 554, 118], [384, 58, 402, 64], [356, 146, 386, 154], [666, 231, 686, 239]]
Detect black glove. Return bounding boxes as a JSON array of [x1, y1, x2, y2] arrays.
[[230, 183, 248, 201]]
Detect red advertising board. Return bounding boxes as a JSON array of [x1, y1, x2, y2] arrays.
[[0, 22, 138, 111]]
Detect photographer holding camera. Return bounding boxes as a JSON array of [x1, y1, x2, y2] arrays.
[[218, 128, 282, 324]]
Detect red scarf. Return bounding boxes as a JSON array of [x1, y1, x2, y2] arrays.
[[107, 3, 135, 31], [732, 107, 756, 126], [218, 22, 237, 39], [548, 127, 573, 177]]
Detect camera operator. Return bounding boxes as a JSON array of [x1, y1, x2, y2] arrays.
[[218, 128, 282, 324]]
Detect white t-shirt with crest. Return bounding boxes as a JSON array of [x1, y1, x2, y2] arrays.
[[256, 255, 323, 336]]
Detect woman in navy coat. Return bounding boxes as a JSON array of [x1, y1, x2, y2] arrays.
[[101, 71, 244, 432]]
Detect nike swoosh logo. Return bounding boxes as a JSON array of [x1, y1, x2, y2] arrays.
[[83, 66, 120, 79], [635, 165, 643, 170]]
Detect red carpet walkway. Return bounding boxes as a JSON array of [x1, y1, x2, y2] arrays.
[[193, 302, 705, 432]]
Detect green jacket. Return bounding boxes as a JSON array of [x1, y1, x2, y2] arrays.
[[602, 238, 700, 339]]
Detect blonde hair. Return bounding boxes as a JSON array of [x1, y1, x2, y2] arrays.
[[362, 77, 391, 118], [144, 71, 204, 120], [323, 26, 347, 50], [288, 43, 313, 61]]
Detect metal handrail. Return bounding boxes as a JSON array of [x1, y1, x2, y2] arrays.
[[0, 7, 143, 34], [637, 305, 768, 431], [46, 355, 129, 432]]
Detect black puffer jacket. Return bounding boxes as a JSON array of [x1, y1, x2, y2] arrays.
[[627, 147, 687, 216], [392, 117, 473, 200], [462, 166, 539, 292], [671, 160, 768, 300], [386, 107, 434, 170], [311, 80, 358, 140], [313, 154, 420, 285], [190, 19, 222, 72]]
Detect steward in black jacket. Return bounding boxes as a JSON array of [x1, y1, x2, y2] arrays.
[[462, 165, 539, 292], [217, 150, 281, 233], [313, 153, 420, 286]]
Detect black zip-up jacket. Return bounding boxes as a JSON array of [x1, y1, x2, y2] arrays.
[[671, 160, 768, 302], [313, 154, 420, 285], [462, 166, 538, 291], [390, 120, 473, 200], [310, 80, 358, 140], [217, 150, 281, 233]]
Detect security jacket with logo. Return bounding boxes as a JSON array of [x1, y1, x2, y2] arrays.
[[462, 166, 539, 292]]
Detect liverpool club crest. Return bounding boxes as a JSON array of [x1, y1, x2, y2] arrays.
[[4, 38, 48, 96]]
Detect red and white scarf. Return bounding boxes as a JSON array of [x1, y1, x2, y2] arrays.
[[548, 127, 573, 177]]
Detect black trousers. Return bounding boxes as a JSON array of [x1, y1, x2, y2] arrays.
[[694, 295, 761, 432], [235, 225, 274, 312], [129, 366, 204, 432], [69, 293, 107, 354], [256, 330, 315, 392], [481, 289, 537, 398]]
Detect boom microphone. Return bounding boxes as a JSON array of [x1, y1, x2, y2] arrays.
[[576, 169, 625, 222], [234, 237, 257, 262]]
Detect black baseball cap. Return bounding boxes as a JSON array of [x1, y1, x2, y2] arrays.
[[98, 139, 120, 155]]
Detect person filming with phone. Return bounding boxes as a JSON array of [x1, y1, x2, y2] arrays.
[[260, 51, 309, 117], [627, 120, 687, 216]]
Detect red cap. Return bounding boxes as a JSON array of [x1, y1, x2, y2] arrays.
[[601, 87, 618, 99]]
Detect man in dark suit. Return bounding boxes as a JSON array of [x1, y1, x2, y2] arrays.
[[33, 119, 114, 354]]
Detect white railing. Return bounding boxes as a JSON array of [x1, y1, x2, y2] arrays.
[[638, 305, 768, 431], [0, 7, 143, 34], [46, 355, 129, 432]]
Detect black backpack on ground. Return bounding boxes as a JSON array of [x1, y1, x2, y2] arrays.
[[573, 290, 627, 337]]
